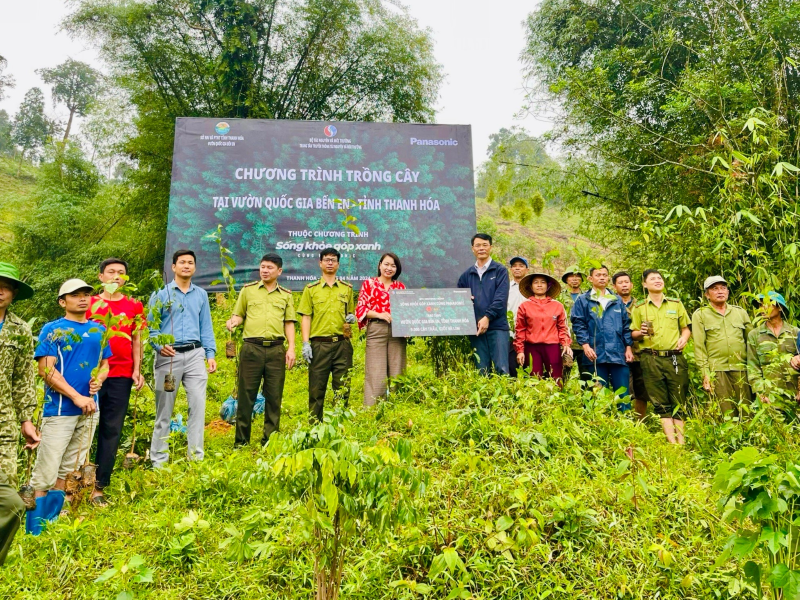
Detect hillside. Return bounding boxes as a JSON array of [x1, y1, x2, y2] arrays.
[[476, 198, 610, 272], [0, 156, 36, 247], [0, 313, 767, 599]]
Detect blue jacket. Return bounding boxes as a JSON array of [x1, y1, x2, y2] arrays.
[[457, 260, 510, 332], [571, 290, 632, 365]]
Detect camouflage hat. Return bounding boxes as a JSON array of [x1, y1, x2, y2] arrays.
[[0, 263, 34, 302], [561, 265, 585, 283]]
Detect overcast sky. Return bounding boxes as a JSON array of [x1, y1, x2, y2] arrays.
[[1, 0, 551, 167]]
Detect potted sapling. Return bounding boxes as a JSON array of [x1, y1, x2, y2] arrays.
[[123, 387, 143, 469]]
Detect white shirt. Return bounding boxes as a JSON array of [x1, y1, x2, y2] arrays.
[[590, 288, 615, 311], [508, 279, 526, 339], [475, 257, 493, 280], [508, 280, 525, 318]]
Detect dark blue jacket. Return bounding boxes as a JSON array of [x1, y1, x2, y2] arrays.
[[457, 260, 510, 332], [571, 290, 632, 365]]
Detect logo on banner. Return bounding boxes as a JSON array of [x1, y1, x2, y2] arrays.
[[215, 122, 231, 135], [324, 125, 337, 138]]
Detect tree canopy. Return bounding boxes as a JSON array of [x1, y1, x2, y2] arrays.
[[37, 59, 103, 142], [63, 0, 442, 271], [523, 0, 800, 309]]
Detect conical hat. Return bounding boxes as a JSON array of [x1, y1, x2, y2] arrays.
[[520, 273, 562, 299]]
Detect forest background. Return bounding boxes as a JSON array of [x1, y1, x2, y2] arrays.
[[2, 1, 800, 599]]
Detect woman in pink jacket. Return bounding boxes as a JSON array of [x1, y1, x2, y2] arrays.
[[514, 273, 572, 385]]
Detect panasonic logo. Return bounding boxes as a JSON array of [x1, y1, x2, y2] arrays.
[[410, 138, 458, 146]]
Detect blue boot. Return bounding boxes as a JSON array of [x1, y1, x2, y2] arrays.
[[25, 489, 65, 536]]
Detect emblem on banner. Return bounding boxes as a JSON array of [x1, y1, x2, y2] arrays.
[[215, 122, 231, 135], [324, 124, 337, 137]]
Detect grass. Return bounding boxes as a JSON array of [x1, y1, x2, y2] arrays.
[[0, 155, 36, 247], [4, 302, 794, 599]]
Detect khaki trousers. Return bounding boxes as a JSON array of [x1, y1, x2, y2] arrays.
[[363, 320, 407, 406]]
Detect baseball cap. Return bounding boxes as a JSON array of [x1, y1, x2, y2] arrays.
[[58, 279, 94, 298], [509, 256, 528, 267], [703, 276, 728, 290]]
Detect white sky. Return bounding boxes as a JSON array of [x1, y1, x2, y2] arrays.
[[0, 0, 551, 167]]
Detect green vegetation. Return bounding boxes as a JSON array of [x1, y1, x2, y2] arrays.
[[5, 305, 799, 599]]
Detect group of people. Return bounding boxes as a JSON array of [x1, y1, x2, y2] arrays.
[[465, 233, 800, 446], [0, 232, 798, 559]]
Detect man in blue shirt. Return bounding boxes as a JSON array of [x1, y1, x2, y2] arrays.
[[30, 279, 111, 504], [570, 266, 634, 409], [457, 234, 510, 375], [148, 249, 217, 468]]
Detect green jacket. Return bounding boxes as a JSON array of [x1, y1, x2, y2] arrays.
[[0, 312, 36, 483], [746, 322, 800, 396], [691, 304, 752, 377]]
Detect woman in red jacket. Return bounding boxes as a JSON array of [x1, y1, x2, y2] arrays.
[[514, 273, 572, 385]]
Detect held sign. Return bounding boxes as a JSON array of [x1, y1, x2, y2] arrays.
[[165, 118, 476, 290], [389, 289, 477, 337]]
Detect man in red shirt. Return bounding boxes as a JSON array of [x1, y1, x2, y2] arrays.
[[86, 258, 145, 506]]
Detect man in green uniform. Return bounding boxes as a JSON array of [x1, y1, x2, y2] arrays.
[[630, 269, 692, 444], [226, 254, 296, 447], [692, 276, 752, 417], [560, 265, 590, 382], [0, 263, 39, 563], [297, 248, 356, 422], [612, 271, 651, 421], [747, 291, 799, 404]]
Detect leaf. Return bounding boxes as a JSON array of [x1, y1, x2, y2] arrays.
[[743, 561, 761, 593], [495, 515, 514, 532], [94, 567, 118, 583], [115, 592, 134, 600], [732, 531, 759, 558], [133, 567, 154, 583]]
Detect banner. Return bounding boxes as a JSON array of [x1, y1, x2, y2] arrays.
[[165, 118, 476, 290], [389, 289, 477, 337]]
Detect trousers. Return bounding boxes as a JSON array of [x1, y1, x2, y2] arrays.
[[469, 330, 510, 375], [151, 348, 208, 466], [523, 342, 564, 384], [236, 342, 286, 446], [640, 353, 689, 419], [308, 339, 353, 422], [363, 320, 407, 406], [0, 471, 24, 564], [94, 377, 134, 489], [30, 414, 98, 491], [590, 363, 631, 398]]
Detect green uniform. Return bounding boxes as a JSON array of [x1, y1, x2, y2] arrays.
[[232, 281, 296, 446], [0, 312, 34, 565], [0, 312, 36, 486], [692, 304, 753, 414], [746, 322, 800, 400], [630, 296, 690, 418], [297, 279, 355, 421]]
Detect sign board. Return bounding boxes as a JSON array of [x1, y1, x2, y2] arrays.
[[165, 118, 476, 290], [389, 289, 477, 337]]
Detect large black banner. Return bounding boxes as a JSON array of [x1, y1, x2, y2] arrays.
[[165, 118, 476, 290]]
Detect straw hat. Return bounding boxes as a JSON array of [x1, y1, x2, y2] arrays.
[[520, 273, 562, 299]]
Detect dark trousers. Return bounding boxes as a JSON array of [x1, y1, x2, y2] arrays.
[[236, 342, 286, 446], [640, 353, 689, 419], [95, 377, 134, 490], [523, 342, 564, 384], [630, 361, 650, 401], [0, 474, 24, 565], [469, 330, 510, 375], [592, 363, 631, 398], [565, 348, 594, 382], [309, 339, 353, 422]]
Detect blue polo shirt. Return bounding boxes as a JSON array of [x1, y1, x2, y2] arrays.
[[35, 318, 112, 417]]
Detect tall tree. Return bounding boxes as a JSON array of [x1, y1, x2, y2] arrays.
[[0, 110, 12, 155], [37, 59, 102, 142], [65, 0, 442, 270], [12, 88, 52, 161], [523, 0, 800, 307], [0, 55, 14, 102]]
